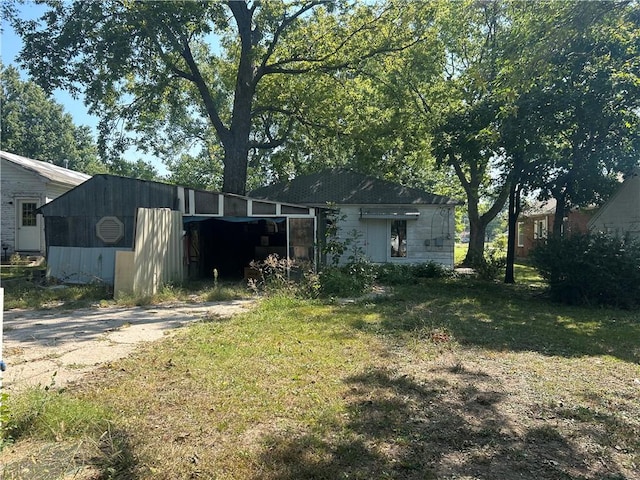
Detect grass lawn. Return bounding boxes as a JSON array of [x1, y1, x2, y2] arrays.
[[1, 274, 639, 479]]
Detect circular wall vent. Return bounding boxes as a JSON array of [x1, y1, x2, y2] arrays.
[[96, 216, 124, 244]]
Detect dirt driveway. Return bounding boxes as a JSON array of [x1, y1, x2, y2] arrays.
[[1, 300, 254, 391]]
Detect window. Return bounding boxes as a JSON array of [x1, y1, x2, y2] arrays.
[[21, 202, 37, 226], [534, 218, 547, 240], [517, 222, 525, 247], [391, 220, 407, 257]]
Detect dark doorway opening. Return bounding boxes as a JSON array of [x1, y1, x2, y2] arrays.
[[185, 217, 287, 279]]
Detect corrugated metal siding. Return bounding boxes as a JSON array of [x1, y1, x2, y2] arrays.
[[39, 175, 177, 217], [131, 208, 184, 296], [45, 216, 136, 248], [47, 246, 130, 284]]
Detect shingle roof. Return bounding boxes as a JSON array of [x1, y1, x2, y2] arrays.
[[1, 150, 91, 186], [250, 169, 460, 206]]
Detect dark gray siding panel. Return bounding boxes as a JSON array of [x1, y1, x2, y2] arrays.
[[40, 175, 177, 217], [45, 216, 135, 248], [195, 190, 219, 214]]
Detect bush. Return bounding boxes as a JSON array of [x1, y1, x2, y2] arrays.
[[319, 260, 376, 297], [374, 262, 452, 286], [375, 264, 416, 285], [247, 255, 320, 298], [472, 250, 506, 282], [531, 233, 640, 309]]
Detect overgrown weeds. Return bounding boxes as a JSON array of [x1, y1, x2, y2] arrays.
[[2, 275, 639, 479]]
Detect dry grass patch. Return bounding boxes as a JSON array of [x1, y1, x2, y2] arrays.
[[2, 279, 639, 479]]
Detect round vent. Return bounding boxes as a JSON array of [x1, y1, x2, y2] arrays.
[[96, 216, 124, 244]]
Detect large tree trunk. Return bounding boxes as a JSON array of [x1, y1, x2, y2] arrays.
[[552, 190, 567, 239], [222, 142, 250, 195], [505, 182, 522, 284], [462, 183, 511, 267], [220, 1, 258, 195], [466, 215, 487, 266]]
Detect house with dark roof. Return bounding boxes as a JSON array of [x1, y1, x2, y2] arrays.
[[588, 167, 640, 240], [251, 169, 461, 267], [516, 199, 595, 258], [1, 151, 91, 256]]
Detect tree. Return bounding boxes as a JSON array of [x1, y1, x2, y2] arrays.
[[503, 1, 640, 239], [0, 64, 105, 173], [427, 0, 514, 266], [494, 1, 640, 282], [15, 0, 427, 195]]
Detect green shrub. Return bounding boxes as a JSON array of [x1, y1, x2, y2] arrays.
[[319, 260, 376, 297], [375, 264, 416, 285], [247, 255, 320, 298], [472, 250, 506, 281], [374, 262, 452, 286], [531, 233, 640, 309], [412, 261, 452, 279]]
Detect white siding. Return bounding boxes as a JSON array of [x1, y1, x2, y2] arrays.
[[589, 171, 640, 239], [1, 160, 47, 254], [1, 159, 86, 255], [332, 204, 456, 268]]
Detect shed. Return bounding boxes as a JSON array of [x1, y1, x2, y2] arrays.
[[1, 151, 90, 256], [38, 175, 318, 286], [588, 167, 640, 240], [250, 169, 461, 267]]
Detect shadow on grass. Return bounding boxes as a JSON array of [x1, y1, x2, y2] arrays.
[[0, 428, 137, 480], [93, 427, 138, 480], [347, 279, 640, 364], [254, 367, 628, 480]]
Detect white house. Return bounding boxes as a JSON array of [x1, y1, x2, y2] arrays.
[[588, 167, 640, 240], [251, 169, 461, 268], [1, 151, 91, 256]]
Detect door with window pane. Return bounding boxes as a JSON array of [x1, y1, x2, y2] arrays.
[[16, 199, 40, 251]]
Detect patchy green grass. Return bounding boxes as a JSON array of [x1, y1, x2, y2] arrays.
[[2, 276, 639, 479], [2, 277, 251, 311], [454, 243, 468, 265]]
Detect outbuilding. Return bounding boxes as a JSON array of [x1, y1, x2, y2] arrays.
[[1, 151, 90, 257], [38, 175, 318, 289], [251, 169, 461, 268]]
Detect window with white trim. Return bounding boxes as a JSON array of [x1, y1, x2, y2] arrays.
[[517, 222, 525, 247], [534, 218, 547, 240]]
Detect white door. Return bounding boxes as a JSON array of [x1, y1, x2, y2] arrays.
[[16, 199, 41, 251], [366, 220, 388, 263]]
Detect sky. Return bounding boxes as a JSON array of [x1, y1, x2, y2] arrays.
[[1, 1, 169, 175]]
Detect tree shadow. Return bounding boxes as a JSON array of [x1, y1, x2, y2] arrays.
[[346, 281, 640, 364], [0, 428, 137, 480], [253, 367, 630, 480], [92, 427, 138, 480]]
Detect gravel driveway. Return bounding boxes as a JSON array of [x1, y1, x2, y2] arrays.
[[1, 300, 254, 391]]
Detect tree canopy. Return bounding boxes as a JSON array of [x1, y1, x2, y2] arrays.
[[14, 0, 429, 194], [10, 0, 640, 272], [0, 64, 104, 173]]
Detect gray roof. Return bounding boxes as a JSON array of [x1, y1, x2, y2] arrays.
[[250, 169, 460, 206], [1, 150, 91, 186]]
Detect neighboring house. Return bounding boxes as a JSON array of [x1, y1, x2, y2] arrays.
[[38, 174, 317, 286], [588, 167, 640, 240], [1, 151, 90, 256], [250, 169, 461, 268], [516, 199, 595, 258]]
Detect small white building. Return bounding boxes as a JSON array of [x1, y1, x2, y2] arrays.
[[1, 151, 90, 256], [588, 167, 640, 240], [251, 169, 461, 268]]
